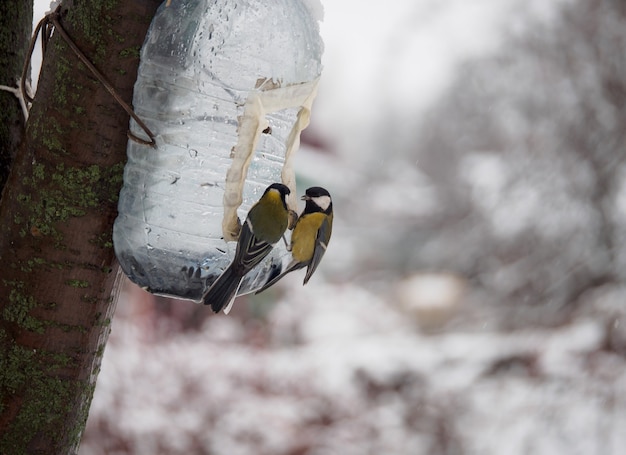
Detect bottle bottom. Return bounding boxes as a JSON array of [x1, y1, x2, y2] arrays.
[[116, 247, 289, 302]]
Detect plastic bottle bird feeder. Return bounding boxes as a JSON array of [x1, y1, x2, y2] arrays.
[[112, 0, 323, 300]]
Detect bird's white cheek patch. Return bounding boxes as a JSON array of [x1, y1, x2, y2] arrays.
[[313, 195, 331, 211]]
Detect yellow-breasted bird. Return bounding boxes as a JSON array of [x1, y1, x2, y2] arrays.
[[256, 186, 333, 293], [203, 183, 291, 313]]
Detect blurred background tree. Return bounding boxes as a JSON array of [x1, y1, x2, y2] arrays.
[[339, 0, 626, 329]]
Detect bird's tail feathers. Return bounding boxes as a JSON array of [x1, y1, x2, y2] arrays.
[[203, 266, 243, 313]]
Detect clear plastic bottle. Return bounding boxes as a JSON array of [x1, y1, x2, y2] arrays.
[[113, 0, 323, 300]]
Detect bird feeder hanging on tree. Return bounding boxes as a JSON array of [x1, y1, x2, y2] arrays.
[[112, 0, 323, 300]]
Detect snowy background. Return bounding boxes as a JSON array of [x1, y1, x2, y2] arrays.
[[34, 0, 626, 453]]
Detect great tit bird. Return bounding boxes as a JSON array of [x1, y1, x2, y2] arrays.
[[203, 183, 291, 313], [256, 186, 333, 293]]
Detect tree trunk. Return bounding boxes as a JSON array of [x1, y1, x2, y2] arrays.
[[0, 1, 161, 453], [0, 0, 32, 192]]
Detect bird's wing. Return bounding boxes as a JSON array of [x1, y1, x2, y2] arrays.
[[234, 219, 275, 273], [303, 217, 331, 285]]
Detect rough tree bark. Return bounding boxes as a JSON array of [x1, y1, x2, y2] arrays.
[[0, 1, 32, 191], [0, 1, 161, 453]]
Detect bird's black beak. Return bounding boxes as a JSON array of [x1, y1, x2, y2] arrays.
[[301, 195, 310, 201]]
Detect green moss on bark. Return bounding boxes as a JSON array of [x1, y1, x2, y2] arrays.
[[3, 281, 45, 334], [0, 336, 93, 454], [12, 161, 124, 246]]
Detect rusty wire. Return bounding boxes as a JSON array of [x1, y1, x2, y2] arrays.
[[21, 6, 156, 147]]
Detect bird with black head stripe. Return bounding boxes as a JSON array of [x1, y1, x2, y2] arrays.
[[203, 183, 291, 313], [257, 186, 333, 294]]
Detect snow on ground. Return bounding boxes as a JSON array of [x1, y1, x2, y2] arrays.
[[80, 279, 626, 455]]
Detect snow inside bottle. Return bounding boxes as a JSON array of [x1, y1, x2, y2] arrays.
[[113, 0, 323, 300]]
